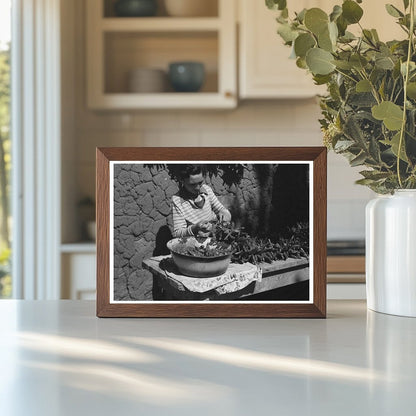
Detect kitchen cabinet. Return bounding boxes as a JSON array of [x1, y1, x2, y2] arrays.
[[238, 0, 326, 99], [327, 255, 366, 299], [61, 245, 96, 300], [86, 0, 237, 109], [238, 0, 404, 99]]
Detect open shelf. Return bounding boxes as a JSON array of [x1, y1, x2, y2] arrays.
[[104, 31, 218, 94], [101, 17, 221, 31], [87, 0, 236, 109], [103, 0, 219, 18]]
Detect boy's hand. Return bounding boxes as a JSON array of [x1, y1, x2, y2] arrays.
[[192, 221, 213, 237], [219, 210, 231, 222]]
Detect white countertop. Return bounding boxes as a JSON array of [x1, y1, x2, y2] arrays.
[[0, 300, 415, 415]]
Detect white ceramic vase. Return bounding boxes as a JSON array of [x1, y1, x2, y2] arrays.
[[366, 190, 416, 317]]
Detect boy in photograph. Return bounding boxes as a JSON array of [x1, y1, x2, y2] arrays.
[[171, 164, 231, 238]]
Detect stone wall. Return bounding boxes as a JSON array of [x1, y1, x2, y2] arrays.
[[113, 163, 296, 300]]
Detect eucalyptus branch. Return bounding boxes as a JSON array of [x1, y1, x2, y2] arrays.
[[397, 0, 415, 187], [393, 85, 404, 103], [359, 69, 381, 104], [334, 68, 359, 84], [390, 79, 398, 101]]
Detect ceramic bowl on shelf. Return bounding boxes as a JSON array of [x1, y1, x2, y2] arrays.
[[168, 61, 205, 92], [128, 68, 167, 93], [114, 0, 158, 17], [164, 0, 218, 17]]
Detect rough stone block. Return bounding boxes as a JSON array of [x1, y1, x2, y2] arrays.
[[129, 220, 144, 236], [123, 201, 140, 216], [153, 172, 170, 190], [117, 170, 131, 185], [139, 193, 153, 215], [129, 171, 140, 184], [113, 268, 129, 300], [165, 183, 179, 198], [114, 215, 136, 227], [120, 234, 135, 252], [128, 270, 153, 300], [134, 182, 154, 196], [153, 187, 166, 208], [143, 231, 155, 242], [130, 252, 144, 268], [118, 225, 130, 236], [114, 255, 128, 268], [157, 200, 171, 216]]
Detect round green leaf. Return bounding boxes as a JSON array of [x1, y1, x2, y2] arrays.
[[294, 33, 316, 58], [304, 8, 328, 35], [296, 8, 307, 23], [306, 48, 335, 75], [333, 60, 353, 70], [266, 0, 287, 11], [375, 56, 395, 70], [356, 80, 372, 92], [350, 54, 368, 70], [313, 74, 332, 85], [336, 15, 348, 36], [296, 57, 308, 69], [328, 21, 338, 43], [407, 82, 416, 99], [371, 101, 404, 131], [318, 28, 334, 52], [389, 132, 408, 162], [277, 23, 298, 43], [342, 0, 363, 24], [330, 5, 342, 22]]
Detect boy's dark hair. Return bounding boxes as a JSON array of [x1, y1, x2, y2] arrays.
[[177, 164, 205, 180]]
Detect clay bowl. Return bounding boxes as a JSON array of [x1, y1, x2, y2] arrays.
[[167, 238, 232, 278]]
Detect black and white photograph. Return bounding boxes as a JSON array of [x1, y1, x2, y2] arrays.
[[110, 161, 312, 303]]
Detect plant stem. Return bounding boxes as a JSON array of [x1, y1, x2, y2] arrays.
[[397, 0, 415, 188], [358, 69, 381, 104], [334, 68, 358, 84]]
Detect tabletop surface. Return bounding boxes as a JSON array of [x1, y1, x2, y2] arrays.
[[0, 300, 415, 416]]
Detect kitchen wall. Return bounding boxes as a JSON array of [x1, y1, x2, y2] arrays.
[[61, 0, 375, 243]]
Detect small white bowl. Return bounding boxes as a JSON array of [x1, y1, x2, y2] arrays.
[[128, 68, 167, 93]]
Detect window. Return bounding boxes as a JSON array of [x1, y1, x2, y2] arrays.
[[0, 0, 11, 298]]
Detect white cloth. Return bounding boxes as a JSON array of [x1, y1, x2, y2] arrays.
[[155, 255, 262, 294]]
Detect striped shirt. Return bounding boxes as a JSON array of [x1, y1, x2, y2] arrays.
[[172, 184, 231, 237]]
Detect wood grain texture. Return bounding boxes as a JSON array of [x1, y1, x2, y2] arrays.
[[96, 148, 110, 317], [313, 147, 327, 318], [96, 147, 327, 318]]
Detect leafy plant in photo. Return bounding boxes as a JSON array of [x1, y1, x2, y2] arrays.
[[266, 0, 416, 193], [213, 221, 309, 264]]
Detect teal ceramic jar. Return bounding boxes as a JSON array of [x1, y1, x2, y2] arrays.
[[114, 0, 157, 17], [168, 62, 205, 92]]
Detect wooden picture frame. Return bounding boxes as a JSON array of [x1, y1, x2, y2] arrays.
[[96, 147, 327, 317]]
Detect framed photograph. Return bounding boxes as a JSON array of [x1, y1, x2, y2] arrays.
[[96, 147, 327, 317]]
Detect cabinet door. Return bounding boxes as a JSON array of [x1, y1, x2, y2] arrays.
[[239, 0, 326, 99], [239, 0, 403, 99], [61, 253, 96, 300]]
